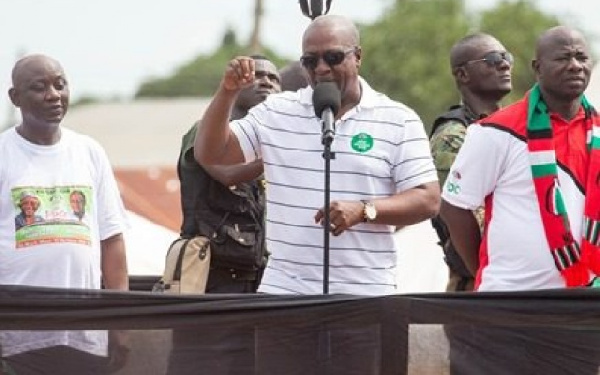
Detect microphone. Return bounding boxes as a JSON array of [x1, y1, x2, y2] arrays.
[[299, 0, 333, 20], [312, 82, 341, 145]]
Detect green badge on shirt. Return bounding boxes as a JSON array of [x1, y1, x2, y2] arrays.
[[351, 133, 374, 153]]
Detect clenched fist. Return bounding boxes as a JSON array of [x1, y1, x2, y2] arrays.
[[222, 56, 257, 92]]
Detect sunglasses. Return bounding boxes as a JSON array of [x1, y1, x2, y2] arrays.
[[300, 47, 356, 70], [460, 51, 514, 67]]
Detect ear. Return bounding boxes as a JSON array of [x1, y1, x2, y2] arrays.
[[531, 58, 540, 76], [453, 66, 469, 84], [8, 88, 20, 107]]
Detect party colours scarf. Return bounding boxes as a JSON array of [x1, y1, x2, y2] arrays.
[[527, 83, 600, 286]]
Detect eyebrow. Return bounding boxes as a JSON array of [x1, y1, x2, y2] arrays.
[[256, 70, 278, 77], [552, 50, 588, 57]]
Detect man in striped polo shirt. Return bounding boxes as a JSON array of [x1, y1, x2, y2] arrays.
[[195, 14, 440, 296]]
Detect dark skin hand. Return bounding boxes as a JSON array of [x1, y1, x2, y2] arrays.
[[314, 182, 440, 236], [107, 330, 131, 373], [101, 233, 130, 372], [439, 200, 480, 276], [315, 200, 364, 236]]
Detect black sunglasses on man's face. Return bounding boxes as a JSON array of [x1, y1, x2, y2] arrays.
[[300, 47, 356, 70], [460, 51, 514, 68]]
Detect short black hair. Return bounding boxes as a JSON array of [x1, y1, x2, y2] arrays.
[[450, 33, 495, 69]]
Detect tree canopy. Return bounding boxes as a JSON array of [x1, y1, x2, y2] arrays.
[[135, 28, 288, 98], [135, 0, 581, 131], [360, 0, 560, 128]]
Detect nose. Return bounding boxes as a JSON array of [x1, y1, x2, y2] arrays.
[[497, 57, 512, 70], [45, 86, 61, 101], [313, 56, 332, 74], [567, 57, 584, 71], [257, 75, 274, 88]]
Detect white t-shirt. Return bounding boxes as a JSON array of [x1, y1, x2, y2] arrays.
[[231, 78, 438, 295], [0, 126, 127, 357], [442, 123, 586, 291]]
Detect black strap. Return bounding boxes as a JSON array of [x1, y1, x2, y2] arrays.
[[173, 238, 192, 282], [211, 212, 231, 240], [429, 105, 473, 138]]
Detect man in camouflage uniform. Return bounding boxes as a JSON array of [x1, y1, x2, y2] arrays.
[[430, 33, 513, 292], [167, 56, 281, 375]]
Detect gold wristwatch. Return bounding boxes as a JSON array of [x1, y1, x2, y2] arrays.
[[361, 200, 377, 223]]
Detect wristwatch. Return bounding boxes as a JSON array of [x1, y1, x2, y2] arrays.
[[361, 200, 377, 223]]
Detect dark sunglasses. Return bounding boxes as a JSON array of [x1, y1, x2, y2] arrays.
[[460, 51, 514, 67], [300, 47, 356, 70]]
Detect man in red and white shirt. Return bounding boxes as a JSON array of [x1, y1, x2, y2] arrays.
[[441, 26, 600, 375]]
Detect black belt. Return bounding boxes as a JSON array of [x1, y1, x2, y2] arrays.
[[210, 267, 258, 281]]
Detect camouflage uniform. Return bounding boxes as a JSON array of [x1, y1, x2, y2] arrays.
[[430, 110, 484, 292], [431, 120, 467, 189]]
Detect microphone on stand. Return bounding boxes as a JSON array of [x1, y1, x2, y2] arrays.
[[312, 82, 341, 145], [299, 0, 333, 20], [312, 81, 341, 295]]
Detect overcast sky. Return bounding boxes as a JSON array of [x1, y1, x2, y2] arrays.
[[1, 0, 598, 125]]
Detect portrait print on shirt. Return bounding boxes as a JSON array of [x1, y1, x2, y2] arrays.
[[12, 186, 92, 248]]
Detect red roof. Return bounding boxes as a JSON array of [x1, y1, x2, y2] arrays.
[[114, 167, 181, 233]]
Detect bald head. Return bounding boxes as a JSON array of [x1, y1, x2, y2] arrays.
[[9, 54, 70, 130], [535, 26, 588, 60], [302, 14, 360, 51], [300, 14, 362, 107], [280, 61, 309, 91], [532, 25, 592, 109], [450, 33, 503, 69], [12, 54, 64, 87], [447, 33, 512, 103]]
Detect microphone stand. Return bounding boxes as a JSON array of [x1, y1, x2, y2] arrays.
[[321, 113, 335, 295], [315, 92, 338, 373]]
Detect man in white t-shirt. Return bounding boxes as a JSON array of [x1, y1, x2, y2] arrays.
[[0, 54, 129, 374]]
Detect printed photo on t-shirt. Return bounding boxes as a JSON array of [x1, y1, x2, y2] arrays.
[[12, 186, 93, 249]]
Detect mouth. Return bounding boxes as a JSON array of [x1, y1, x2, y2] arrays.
[[45, 106, 64, 117], [565, 77, 586, 88]]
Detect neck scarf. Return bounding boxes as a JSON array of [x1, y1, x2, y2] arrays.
[[527, 83, 600, 286]]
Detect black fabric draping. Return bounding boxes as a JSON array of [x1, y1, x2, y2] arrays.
[[0, 281, 599, 374]]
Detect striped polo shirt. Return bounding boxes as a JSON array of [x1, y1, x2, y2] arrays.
[[231, 77, 437, 295]]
